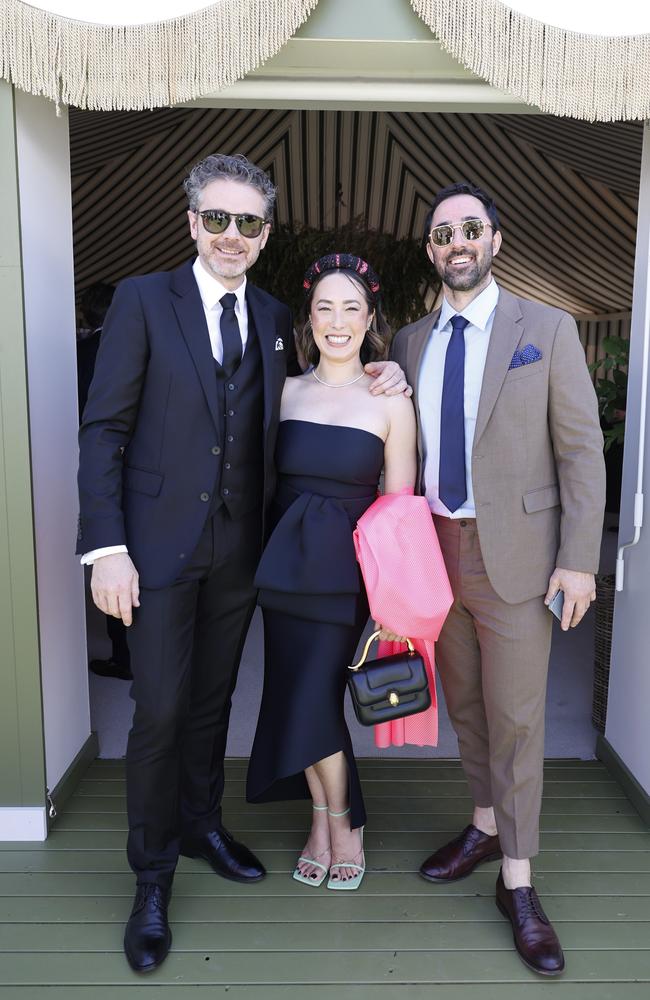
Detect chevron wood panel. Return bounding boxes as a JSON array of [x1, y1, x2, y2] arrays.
[[69, 108, 642, 320]]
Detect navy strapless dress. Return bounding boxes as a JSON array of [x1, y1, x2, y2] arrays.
[[246, 420, 384, 830]]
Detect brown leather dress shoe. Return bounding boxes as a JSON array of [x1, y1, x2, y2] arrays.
[[420, 824, 501, 883], [496, 869, 565, 976]]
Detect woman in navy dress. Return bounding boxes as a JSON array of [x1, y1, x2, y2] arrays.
[[247, 254, 416, 889]]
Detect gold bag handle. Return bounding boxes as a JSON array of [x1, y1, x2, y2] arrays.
[[348, 629, 416, 672]]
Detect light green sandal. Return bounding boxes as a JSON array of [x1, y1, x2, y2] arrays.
[[326, 808, 366, 891], [292, 804, 330, 887]]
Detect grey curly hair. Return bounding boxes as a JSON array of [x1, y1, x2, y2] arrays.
[[183, 153, 277, 219]]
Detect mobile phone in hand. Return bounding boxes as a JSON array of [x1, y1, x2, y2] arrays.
[[547, 589, 565, 621]]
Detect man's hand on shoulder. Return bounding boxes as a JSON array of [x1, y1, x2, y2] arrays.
[[364, 360, 413, 397], [91, 553, 140, 626], [545, 568, 596, 631]]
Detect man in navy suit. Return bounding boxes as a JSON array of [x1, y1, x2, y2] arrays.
[[78, 154, 300, 971], [78, 153, 404, 971]]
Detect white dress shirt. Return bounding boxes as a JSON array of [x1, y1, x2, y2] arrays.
[[419, 279, 499, 519], [191, 257, 249, 364], [81, 260, 246, 565]]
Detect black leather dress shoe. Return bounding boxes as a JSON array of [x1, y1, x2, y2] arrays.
[[124, 884, 171, 973], [89, 657, 133, 680], [420, 824, 502, 883], [496, 869, 565, 976], [180, 828, 266, 883]]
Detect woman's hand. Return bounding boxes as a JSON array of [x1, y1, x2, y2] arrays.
[[374, 621, 408, 643]]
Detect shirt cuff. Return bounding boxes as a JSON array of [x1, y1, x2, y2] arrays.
[[81, 545, 128, 565]]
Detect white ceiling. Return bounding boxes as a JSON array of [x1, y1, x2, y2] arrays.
[[507, 1, 650, 36], [26, 2, 217, 25], [32, 1, 650, 33]]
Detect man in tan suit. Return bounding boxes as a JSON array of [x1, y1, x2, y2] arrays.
[[391, 182, 605, 976]]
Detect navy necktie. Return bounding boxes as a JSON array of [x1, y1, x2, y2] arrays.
[[439, 314, 469, 513], [219, 293, 242, 377]]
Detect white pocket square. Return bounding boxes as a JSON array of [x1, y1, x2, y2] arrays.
[[274, 337, 284, 351]]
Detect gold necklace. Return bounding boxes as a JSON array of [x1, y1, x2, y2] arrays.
[[312, 368, 365, 388]]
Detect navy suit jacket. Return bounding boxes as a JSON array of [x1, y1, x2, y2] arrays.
[[77, 259, 296, 588]]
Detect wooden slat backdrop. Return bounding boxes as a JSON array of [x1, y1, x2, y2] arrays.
[[69, 108, 641, 352], [578, 312, 631, 371]]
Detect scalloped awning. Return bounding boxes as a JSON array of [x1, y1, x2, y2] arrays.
[[410, 0, 650, 122], [1, 1, 650, 119], [0, 1, 321, 110]]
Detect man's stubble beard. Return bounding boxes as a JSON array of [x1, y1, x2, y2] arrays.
[[439, 248, 493, 292], [203, 247, 262, 278], [203, 250, 248, 282]]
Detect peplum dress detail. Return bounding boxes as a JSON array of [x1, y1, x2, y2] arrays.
[[246, 420, 384, 830]]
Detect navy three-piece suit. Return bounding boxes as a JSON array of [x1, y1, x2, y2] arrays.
[[78, 259, 295, 886]]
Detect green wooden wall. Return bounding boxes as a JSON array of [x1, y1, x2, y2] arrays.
[[0, 80, 46, 811]]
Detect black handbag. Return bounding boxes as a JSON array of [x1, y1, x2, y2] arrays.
[[347, 629, 431, 726]]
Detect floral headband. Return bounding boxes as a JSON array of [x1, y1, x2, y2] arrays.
[[302, 253, 381, 297]]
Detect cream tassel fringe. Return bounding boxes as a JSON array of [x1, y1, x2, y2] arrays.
[[0, 0, 320, 110], [411, 0, 650, 122]]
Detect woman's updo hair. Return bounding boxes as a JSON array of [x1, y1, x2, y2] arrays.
[[296, 253, 391, 368]]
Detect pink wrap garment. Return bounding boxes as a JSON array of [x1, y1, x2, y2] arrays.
[[353, 491, 453, 748]]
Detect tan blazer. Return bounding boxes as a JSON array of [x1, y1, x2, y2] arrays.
[[391, 286, 606, 604]]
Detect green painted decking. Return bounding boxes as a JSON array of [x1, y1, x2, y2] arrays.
[[1, 757, 649, 997]]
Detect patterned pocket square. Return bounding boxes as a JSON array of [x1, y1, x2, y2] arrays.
[[509, 344, 542, 370]]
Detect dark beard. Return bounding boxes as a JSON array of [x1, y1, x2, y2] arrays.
[[441, 251, 492, 291]]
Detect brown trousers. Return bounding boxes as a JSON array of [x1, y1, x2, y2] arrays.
[[433, 516, 553, 859]]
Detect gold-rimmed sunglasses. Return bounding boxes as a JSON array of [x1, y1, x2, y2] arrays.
[[429, 218, 493, 247], [197, 209, 268, 238]]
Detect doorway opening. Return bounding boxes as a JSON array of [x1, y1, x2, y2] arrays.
[[69, 105, 643, 760]]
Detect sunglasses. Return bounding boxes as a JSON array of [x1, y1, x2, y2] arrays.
[[197, 209, 268, 238], [429, 219, 492, 247]]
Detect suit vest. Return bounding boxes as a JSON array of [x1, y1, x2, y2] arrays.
[[209, 314, 264, 518]]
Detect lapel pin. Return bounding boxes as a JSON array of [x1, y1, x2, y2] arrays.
[[275, 338, 284, 351]]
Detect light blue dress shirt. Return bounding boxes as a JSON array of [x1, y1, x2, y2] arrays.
[[418, 279, 499, 518]]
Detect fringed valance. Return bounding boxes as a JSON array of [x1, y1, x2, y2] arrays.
[[2, 1, 650, 119], [410, 0, 650, 122], [0, 0, 320, 110]]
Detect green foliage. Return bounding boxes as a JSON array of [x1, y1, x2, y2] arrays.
[[249, 219, 437, 333], [588, 335, 628, 453]]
